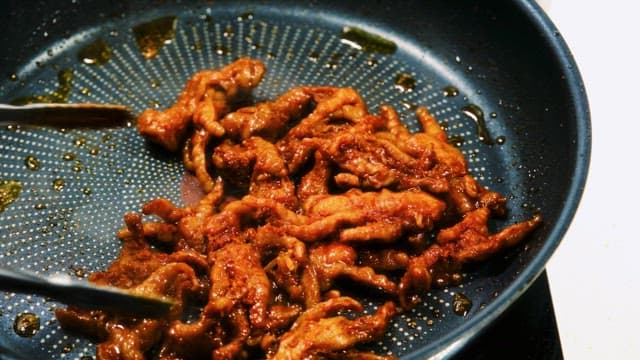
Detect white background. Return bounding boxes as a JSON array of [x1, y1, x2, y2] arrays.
[[542, 1, 640, 359]]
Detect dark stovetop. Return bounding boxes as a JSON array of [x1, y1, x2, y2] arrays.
[[453, 270, 563, 359]]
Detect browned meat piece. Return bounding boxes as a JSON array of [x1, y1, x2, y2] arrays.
[[188, 128, 216, 192], [270, 298, 395, 360], [97, 318, 164, 360], [212, 136, 297, 208], [137, 58, 266, 151], [437, 208, 543, 262], [212, 139, 255, 190], [220, 87, 312, 141], [92, 213, 170, 289], [277, 87, 371, 173], [398, 209, 542, 308], [205, 243, 273, 330], [297, 151, 330, 203], [358, 249, 410, 272], [245, 137, 298, 209], [55, 307, 109, 341], [398, 245, 446, 308], [447, 175, 507, 217], [142, 198, 189, 223], [413, 106, 467, 174], [309, 106, 447, 192], [212, 307, 251, 360], [158, 315, 223, 360], [256, 226, 308, 302], [308, 243, 397, 298], [294, 189, 446, 243]]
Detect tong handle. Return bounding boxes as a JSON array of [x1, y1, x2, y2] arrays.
[[0, 103, 132, 128], [0, 267, 173, 318]]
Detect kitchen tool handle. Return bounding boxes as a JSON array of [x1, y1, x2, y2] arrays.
[[0, 267, 173, 318], [0, 103, 132, 128]]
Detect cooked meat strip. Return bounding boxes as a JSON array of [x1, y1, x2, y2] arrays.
[[220, 87, 313, 141], [270, 298, 395, 360], [296, 188, 445, 243], [358, 249, 410, 272], [398, 209, 542, 308], [205, 242, 273, 330], [308, 242, 397, 296], [138, 57, 266, 152]]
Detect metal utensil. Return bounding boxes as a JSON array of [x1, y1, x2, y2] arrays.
[[0, 103, 132, 128], [0, 267, 174, 318]]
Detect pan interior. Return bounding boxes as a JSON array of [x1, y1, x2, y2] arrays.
[[0, 3, 554, 359]]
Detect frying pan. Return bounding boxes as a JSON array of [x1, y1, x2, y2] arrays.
[[0, 0, 590, 359]]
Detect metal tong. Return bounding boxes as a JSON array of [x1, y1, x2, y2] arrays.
[[0, 103, 133, 128], [0, 267, 173, 318]]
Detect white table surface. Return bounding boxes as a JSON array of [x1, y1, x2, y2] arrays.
[[541, 1, 640, 359]]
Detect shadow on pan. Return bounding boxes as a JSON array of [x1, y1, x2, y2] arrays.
[[0, 0, 589, 359]]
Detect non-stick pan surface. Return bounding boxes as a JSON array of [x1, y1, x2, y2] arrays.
[[0, 1, 590, 359]]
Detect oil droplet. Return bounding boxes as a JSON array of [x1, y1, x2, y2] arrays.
[[340, 27, 397, 55], [13, 312, 40, 337], [215, 45, 229, 56], [490, 112, 498, 119], [77, 38, 112, 65], [461, 104, 494, 145], [324, 59, 339, 70], [52, 178, 65, 192], [102, 134, 112, 142], [495, 135, 506, 145], [308, 51, 319, 63], [443, 86, 459, 97], [72, 161, 83, 173], [237, 12, 254, 21], [400, 101, 417, 111], [452, 293, 472, 316], [132, 16, 177, 59], [447, 134, 465, 147], [62, 152, 76, 161], [9, 73, 18, 81], [0, 180, 22, 213], [10, 69, 73, 105], [89, 146, 100, 155], [62, 343, 74, 353], [223, 26, 235, 38], [150, 79, 161, 88], [80, 87, 91, 95], [394, 73, 415, 93], [73, 137, 87, 147], [82, 188, 92, 195], [190, 41, 202, 51], [366, 57, 378, 68], [35, 203, 47, 210], [25, 155, 41, 170], [148, 99, 162, 108]]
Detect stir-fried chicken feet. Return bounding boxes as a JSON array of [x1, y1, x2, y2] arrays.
[[57, 59, 542, 360]]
